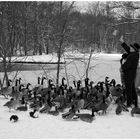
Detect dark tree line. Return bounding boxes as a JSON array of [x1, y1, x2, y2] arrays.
[[0, 1, 140, 57], [1, 1, 140, 86]]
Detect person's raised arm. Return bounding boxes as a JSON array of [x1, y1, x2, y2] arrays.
[[119, 35, 130, 54]]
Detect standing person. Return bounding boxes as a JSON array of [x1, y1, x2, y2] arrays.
[[120, 36, 140, 108], [120, 53, 129, 87]]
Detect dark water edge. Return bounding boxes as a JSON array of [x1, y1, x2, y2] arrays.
[[0, 62, 64, 72]]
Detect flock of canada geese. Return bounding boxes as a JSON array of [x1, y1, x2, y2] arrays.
[[0, 76, 140, 123]]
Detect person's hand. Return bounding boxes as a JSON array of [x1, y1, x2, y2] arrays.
[[112, 30, 118, 36], [119, 35, 124, 43]]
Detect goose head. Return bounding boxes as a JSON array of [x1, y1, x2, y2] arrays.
[[62, 77, 66, 86], [105, 76, 109, 83], [8, 79, 12, 87], [38, 77, 41, 84], [18, 78, 22, 85], [73, 81, 77, 88]]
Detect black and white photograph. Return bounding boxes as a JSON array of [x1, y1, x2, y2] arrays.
[[0, 0, 140, 138]]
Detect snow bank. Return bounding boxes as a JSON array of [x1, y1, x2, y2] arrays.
[[0, 54, 65, 63]]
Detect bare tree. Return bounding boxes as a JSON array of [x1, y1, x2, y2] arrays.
[[51, 1, 75, 87]]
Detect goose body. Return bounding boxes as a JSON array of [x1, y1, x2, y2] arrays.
[[75, 109, 95, 123], [74, 99, 85, 112], [48, 106, 59, 116], [94, 95, 109, 114], [11, 85, 24, 100], [3, 98, 14, 107], [7, 98, 21, 111], [131, 108, 140, 116], [39, 98, 52, 113], [10, 115, 19, 122], [62, 105, 76, 120], [62, 112, 75, 120], [32, 77, 46, 94], [30, 99, 42, 110], [40, 105, 51, 113], [109, 84, 123, 97], [16, 102, 28, 111], [116, 98, 128, 115], [21, 83, 31, 94], [29, 109, 38, 118], [14, 78, 22, 92]]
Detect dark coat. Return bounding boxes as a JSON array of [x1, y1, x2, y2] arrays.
[[122, 52, 139, 73], [121, 42, 139, 76], [121, 42, 139, 107]]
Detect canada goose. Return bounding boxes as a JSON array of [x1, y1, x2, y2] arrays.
[[93, 95, 109, 115], [0, 79, 12, 98], [10, 115, 19, 122], [11, 84, 24, 100], [87, 82, 98, 101], [74, 93, 85, 113], [21, 83, 31, 94], [84, 78, 89, 90], [39, 76, 46, 90], [116, 97, 128, 115], [105, 80, 111, 98], [38, 80, 53, 97], [109, 84, 123, 98], [96, 82, 105, 101], [29, 109, 38, 118], [110, 79, 116, 87], [73, 80, 77, 88], [16, 102, 28, 111], [14, 78, 23, 91], [53, 95, 65, 105], [88, 81, 94, 94], [48, 79, 53, 87], [115, 94, 126, 104], [61, 77, 66, 87], [74, 109, 95, 123], [32, 77, 46, 94], [14, 79, 19, 91], [18, 78, 22, 85], [10, 86, 17, 99], [39, 104, 51, 113], [131, 107, 140, 117], [20, 96, 25, 104], [62, 105, 76, 119], [39, 98, 52, 113], [7, 97, 21, 111], [75, 80, 81, 96], [53, 94, 67, 112], [30, 96, 43, 110], [32, 77, 41, 92], [48, 106, 59, 116], [105, 76, 110, 83], [3, 98, 14, 106], [14, 78, 22, 92]]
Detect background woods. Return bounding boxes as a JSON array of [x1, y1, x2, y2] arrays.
[[0, 1, 140, 56], [0, 1, 140, 86]]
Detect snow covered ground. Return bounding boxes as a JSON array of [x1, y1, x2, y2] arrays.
[[0, 52, 140, 139]]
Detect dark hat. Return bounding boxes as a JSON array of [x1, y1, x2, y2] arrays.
[[134, 43, 140, 50], [130, 43, 140, 51]]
